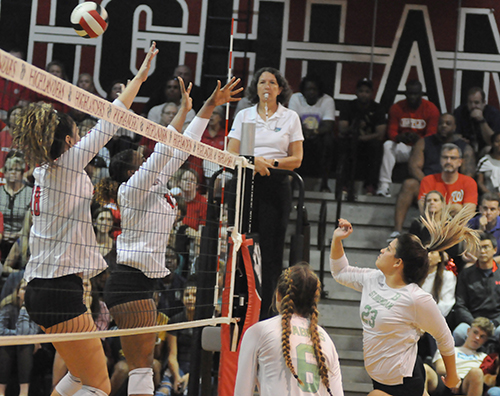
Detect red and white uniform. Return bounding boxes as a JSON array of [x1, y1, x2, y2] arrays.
[[418, 173, 478, 205], [330, 254, 455, 386], [25, 100, 126, 282], [117, 117, 208, 278], [235, 314, 344, 396]]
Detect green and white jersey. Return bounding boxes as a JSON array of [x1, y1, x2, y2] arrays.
[[235, 314, 343, 396]]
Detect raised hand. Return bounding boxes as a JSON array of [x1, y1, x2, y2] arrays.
[[206, 77, 243, 107], [177, 76, 193, 113], [136, 42, 159, 83], [333, 218, 353, 240]]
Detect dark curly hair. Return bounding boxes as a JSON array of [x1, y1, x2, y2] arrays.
[[245, 67, 292, 105]]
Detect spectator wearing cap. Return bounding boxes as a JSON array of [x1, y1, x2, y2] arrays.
[[376, 80, 440, 197], [337, 78, 387, 196], [288, 73, 335, 192]]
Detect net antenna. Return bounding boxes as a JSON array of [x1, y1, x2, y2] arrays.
[[213, 17, 235, 316], [0, 48, 247, 346]]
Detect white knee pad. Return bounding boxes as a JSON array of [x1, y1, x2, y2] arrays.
[[55, 372, 82, 396], [128, 368, 154, 396], [74, 385, 107, 396]]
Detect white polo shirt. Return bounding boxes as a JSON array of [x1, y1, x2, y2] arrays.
[[229, 104, 303, 159]]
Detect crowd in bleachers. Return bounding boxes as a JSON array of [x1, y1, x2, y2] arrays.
[[2, 43, 500, 395]]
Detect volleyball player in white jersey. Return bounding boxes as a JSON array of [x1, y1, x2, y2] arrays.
[[234, 264, 343, 396], [330, 206, 479, 396], [12, 44, 158, 396], [95, 77, 242, 396]]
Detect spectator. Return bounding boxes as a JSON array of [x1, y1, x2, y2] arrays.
[[0, 155, 31, 260], [139, 102, 178, 158], [0, 105, 23, 175], [146, 77, 195, 128], [155, 278, 197, 396], [477, 132, 500, 194], [289, 73, 335, 192], [173, 65, 204, 112], [469, 193, 500, 262], [2, 210, 31, 275], [46, 60, 68, 81], [418, 249, 457, 359], [92, 207, 117, 272], [454, 86, 500, 153], [426, 316, 493, 396], [388, 113, 474, 241], [418, 143, 477, 217], [156, 246, 186, 318], [0, 49, 31, 117], [409, 190, 468, 273], [337, 78, 386, 197], [177, 168, 207, 232], [377, 80, 440, 197], [77, 73, 100, 96], [0, 279, 40, 396], [454, 232, 500, 345]]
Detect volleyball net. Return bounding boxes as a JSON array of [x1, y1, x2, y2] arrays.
[[0, 48, 247, 346]]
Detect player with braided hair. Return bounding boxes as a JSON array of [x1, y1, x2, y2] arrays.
[[330, 204, 480, 396], [12, 44, 158, 396], [234, 264, 343, 396]]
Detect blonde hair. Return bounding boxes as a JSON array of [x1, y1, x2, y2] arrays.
[[13, 102, 74, 167]]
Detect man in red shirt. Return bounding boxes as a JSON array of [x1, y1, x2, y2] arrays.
[[377, 80, 440, 197], [418, 143, 477, 216]]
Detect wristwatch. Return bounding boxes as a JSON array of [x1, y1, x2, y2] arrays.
[[273, 159, 279, 167]]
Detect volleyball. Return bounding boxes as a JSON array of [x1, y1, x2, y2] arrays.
[[70, 2, 108, 39]]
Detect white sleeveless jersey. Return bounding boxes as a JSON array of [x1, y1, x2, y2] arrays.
[[235, 314, 344, 396], [117, 117, 208, 278], [25, 100, 126, 282]]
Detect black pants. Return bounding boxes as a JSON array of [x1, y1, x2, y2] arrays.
[[0, 344, 34, 383], [297, 133, 334, 186], [251, 173, 292, 319]]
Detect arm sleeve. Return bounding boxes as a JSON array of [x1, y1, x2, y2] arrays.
[[234, 325, 260, 396], [330, 254, 376, 292], [288, 110, 305, 142], [287, 94, 300, 114], [387, 104, 401, 141], [60, 99, 126, 170], [454, 271, 475, 325], [414, 292, 455, 357], [463, 177, 478, 204], [157, 117, 209, 185], [320, 95, 336, 121], [437, 271, 457, 318], [228, 110, 244, 141], [423, 102, 440, 136], [418, 176, 432, 201]]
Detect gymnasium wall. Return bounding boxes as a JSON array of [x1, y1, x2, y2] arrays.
[[1, 0, 500, 113]]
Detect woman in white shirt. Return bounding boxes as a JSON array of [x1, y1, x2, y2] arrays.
[[330, 205, 479, 396], [235, 264, 343, 396], [228, 67, 303, 318], [12, 44, 158, 396]]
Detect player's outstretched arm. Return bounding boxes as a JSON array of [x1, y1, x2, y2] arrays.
[[331, 218, 353, 260], [119, 42, 159, 109], [196, 77, 243, 120], [169, 76, 192, 132]]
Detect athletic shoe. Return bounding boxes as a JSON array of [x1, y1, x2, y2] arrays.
[[376, 183, 391, 198], [364, 185, 375, 196], [386, 230, 400, 243]]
